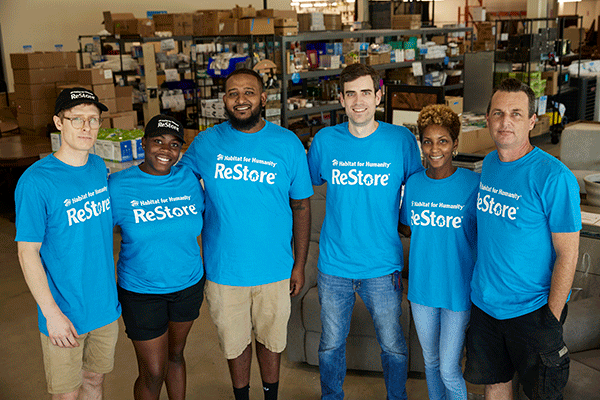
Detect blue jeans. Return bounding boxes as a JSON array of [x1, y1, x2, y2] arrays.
[[411, 302, 470, 400], [318, 270, 408, 400]]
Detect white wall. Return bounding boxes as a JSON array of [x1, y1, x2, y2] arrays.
[[0, 0, 291, 92]]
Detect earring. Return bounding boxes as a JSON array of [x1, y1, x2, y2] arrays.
[[452, 150, 458, 157]]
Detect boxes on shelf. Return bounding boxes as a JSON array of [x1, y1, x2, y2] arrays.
[[15, 97, 55, 115], [473, 40, 494, 51], [95, 128, 145, 162], [445, 96, 463, 115], [458, 126, 495, 153], [258, 9, 297, 19], [475, 22, 494, 41], [102, 12, 137, 35], [137, 18, 155, 37], [10, 52, 54, 69], [542, 71, 559, 96], [324, 14, 342, 31], [530, 114, 550, 137], [92, 84, 116, 100], [78, 68, 114, 85], [17, 112, 53, 131], [298, 13, 325, 32], [13, 68, 64, 85], [232, 4, 257, 19], [238, 18, 274, 35], [391, 14, 420, 30], [199, 11, 235, 36], [15, 83, 56, 100], [275, 17, 298, 36], [109, 111, 137, 130], [115, 86, 134, 112]]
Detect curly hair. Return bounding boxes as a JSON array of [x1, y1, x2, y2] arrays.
[[417, 104, 461, 142]]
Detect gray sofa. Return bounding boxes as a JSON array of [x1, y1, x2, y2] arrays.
[[286, 184, 425, 374]]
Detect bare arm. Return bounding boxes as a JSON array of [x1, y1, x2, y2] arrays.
[[547, 231, 580, 320], [398, 222, 411, 238], [289, 197, 311, 297], [17, 241, 79, 348]]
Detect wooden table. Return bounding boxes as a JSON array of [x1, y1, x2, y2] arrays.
[[0, 135, 52, 168]]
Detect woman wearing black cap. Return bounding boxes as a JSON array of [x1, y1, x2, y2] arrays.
[[108, 114, 204, 400]]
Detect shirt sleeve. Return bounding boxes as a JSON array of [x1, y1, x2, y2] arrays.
[[403, 132, 424, 184], [399, 181, 411, 226], [307, 133, 325, 186], [14, 172, 47, 243], [543, 170, 582, 233], [289, 139, 314, 200], [178, 136, 202, 179]]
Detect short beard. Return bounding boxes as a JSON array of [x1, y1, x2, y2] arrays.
[[226, 104, 263, 131]]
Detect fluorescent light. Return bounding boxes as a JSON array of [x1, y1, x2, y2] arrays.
[[558, 0, 581, 2]]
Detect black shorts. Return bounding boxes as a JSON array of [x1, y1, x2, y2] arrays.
[[464, 303, 569, 400], [118, 277, 205, 341]]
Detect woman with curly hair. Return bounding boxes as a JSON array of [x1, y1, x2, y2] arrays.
[[399, 104, 480, 399]]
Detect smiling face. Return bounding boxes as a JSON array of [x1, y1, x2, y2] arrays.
[[139, 134, 182, 176], [339, 75, 382, 129], [53, 103, 101, 155], [486, 90, 536, 153], [421, 124, 457, 178], [223, 73, 267, 133]]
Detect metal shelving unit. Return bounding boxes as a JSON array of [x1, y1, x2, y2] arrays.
[[278, 26, 473, 128]]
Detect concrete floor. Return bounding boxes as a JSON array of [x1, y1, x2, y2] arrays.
[[0, 215, 434, 399]]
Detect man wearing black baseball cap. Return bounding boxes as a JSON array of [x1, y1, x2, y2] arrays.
[[15, 87, 121, 399]]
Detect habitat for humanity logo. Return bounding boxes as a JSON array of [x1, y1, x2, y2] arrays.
[[330, 158, 392, 187], [64, 199, 72, 207], [332, 159, 338, 166], [217, 154, 224, 161], [130, 200, 140, 207]]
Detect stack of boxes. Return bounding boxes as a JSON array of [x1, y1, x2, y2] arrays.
[[391, 14, 421, 30], [11, 52, 78, 135], [265, 88, 281, 126], [298, 13, 326, 32], [102, 12, 154, 37], [473, 22, 494, 51]]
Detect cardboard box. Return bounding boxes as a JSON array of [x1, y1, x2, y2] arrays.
[[102, 12, 137, 35], [137, 18, 155, 37], [530, 114, 550, 137], [298, 13, 325, 32], [17, 112, 53, 129], [10, 52, 54, 70], [457, 126, 495, 153], [115, 85, 133, 98], [110, 111, 137, 130], [15, 98, 55, 115], [92, 84, 116, 100], [473, 40, 494, 51], [56, 83, 92, 97], [183, 129, 199, 144], [116, 96, 133, 112], [102, 98, 117, 114], [219, 19, 239, 36], [201, 11, 235, 36], [275, 26, 298, 36], [238, 18, 274, 35], [324, 14, 342, 31], [542, 71, 559, 96], [52, 52, 77, 68], [13, 68, 63, 85], [391, 14, 420, 30], [275, 18, 298, 27], [258, 9, 297, 19], [173, 13, 194, 36], [15, 83, 56, 100], [153, 13, 175, 32], [193, 13, 205, 36], [232, 5, 257, 19], [78, 69, 114, 85], [445, 96, 463, 115]]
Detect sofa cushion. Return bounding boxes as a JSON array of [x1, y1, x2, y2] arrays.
[[563, 297, 600, 353], [563, 358, 600, 399], [570, 349, 600, 371]]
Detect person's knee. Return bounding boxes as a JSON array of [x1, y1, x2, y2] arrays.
[[82, 370, 104, 388], [168, 349, 185, 366]]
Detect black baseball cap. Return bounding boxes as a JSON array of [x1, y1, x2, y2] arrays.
[[54, 87, 108, 115], [144, 114, 185, 143]]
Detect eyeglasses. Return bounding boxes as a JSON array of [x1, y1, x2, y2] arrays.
[[63, 116, 103, 129]]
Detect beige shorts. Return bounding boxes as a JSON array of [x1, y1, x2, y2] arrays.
[[205, 279, 291, 359], [40, 320, 119, 394]]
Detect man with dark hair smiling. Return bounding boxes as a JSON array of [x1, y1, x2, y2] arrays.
[[179, 68, 313, 400], [308, 63, 423, 400]]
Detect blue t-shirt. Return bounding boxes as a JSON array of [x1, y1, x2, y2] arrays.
[[471, 147, 582, 320], [400, 168, 480, 312], [14, 154, 121, 336], [178, 120, 314, 286], [108, 165, 204, 294], [307, 121, 424, 279]]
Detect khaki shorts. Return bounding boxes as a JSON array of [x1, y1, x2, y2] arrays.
[[40, 320, 119, 394], [205, 279, 291, 359]]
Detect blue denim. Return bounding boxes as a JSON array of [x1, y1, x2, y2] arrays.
[[411, 302, 470, 400], [318, 270, 408, 400]]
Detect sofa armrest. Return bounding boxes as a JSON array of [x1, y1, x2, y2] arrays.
[[563, 297, 600, 353]]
